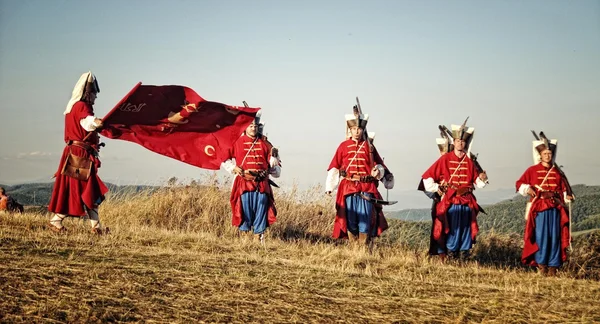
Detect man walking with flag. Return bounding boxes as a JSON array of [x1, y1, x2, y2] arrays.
[[420, 118, 488, 260], [47, 71, 109, 234], [517, 131, 573, 277], [325, 100, 394, 245], [222, 110, 281, 242]]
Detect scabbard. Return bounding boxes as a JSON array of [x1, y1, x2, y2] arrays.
[[358, 193, 397, 206]]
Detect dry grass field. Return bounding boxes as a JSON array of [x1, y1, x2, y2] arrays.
[[1, 181, 600, 323]]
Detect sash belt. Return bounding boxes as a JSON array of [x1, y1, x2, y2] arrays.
[[538, 191, 560, 199], [345, 175, 376, 183], [66, 140, 96, 155]]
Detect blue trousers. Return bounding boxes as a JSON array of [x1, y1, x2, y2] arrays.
[[438, 204, 473, 253], [239, 191, 268, 234], [345, 193, 373, 235], [534, 208, 562, 267]]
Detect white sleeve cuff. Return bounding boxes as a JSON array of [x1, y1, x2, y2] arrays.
[[269, 165, 281, 178], [422, 177, 439, 193], [371, 164, 385, 180], [475, 177, 487, 189], [325, 168, 340, 192], [518, 184, 530, 197], [268, 156, 281, 178], [383, 173, 394, 189], [221, 159, 236, 174], [269, 156, 280, 168], [80, 115, 100, 132], [564, 191, 573, 203]]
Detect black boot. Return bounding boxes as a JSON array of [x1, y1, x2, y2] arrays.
[[449, 250, 460, 260]]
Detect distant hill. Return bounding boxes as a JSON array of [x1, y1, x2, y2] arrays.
[[386, 208, 431, 222], [0, 182, 158, 206], [387, 184, 600, 235], [478, 184, 600, 234]]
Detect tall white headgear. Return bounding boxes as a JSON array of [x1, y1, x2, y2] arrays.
[[64, 71, 100, 115]]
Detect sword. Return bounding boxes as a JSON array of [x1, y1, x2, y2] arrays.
[[247, 170, 280, 188], [568, 200, 573, 251], [358, 193, 397, 206], [269, 179, 280, 188], [361, 189, 397, 255], [383, 156, 389, 201]]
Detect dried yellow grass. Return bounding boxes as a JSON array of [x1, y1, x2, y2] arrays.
[[1, 178, 599, 323]]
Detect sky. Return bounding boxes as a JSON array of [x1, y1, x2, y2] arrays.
[[1, 0, 599, 210]]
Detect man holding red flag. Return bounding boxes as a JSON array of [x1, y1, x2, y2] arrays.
[[221, 111, 281, 242], [48, 71, 109, 234]]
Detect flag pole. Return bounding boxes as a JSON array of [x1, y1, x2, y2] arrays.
[[82, 82, 143, 142]]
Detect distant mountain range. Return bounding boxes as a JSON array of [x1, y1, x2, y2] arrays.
[[0, 182, 157, 207], [386, 184, 600, 234]]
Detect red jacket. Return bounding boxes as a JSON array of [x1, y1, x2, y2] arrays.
[[422, 152, 482, 245], [327, 139, 390, 239], [48, 101, 108, 216], [516, 163, 570, 265], [227, 134, 277, 227]]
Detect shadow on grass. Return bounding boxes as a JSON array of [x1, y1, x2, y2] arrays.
[[277, 225, 337, 245]]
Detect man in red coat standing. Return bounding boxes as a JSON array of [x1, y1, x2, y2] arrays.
[[420, 120, 488, 260], [325, 108, 394, 245], [222, 111, 281, 242], [47, 71, 109, 234], [516, 133, 573, 276]]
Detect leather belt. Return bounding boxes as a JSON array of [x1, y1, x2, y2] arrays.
[[538, 191, 559, 199], [66, 140, 98, 156], [241, 169, 267, 181], [455, 186, 473, 196], [345, 175, 376, 183]]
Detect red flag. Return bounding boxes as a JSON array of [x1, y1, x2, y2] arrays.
[[99, 83, 259, 170]]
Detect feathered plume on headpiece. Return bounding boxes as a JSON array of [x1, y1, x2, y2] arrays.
[[450, 116, 473, 141], [252, 109, 262, 125], [531, 130, 558, 165], [436, 125, 454, 155], [242, 101, 265, 136], [441, 117, 475, 154], [459, 116, 469, 140], [346, 105, 368, 129], [344, 104, 369, 139]]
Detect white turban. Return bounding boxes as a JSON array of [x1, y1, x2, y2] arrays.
[[64, 71, 99, 115]]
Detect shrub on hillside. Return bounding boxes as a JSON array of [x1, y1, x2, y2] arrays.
[[472, 232, 523, 268], [565, 231, 600, 280]]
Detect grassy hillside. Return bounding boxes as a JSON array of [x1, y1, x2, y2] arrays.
[[1, 182, 600, 322]]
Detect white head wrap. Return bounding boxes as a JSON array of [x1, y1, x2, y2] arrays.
[[64, 71, 99, 115]]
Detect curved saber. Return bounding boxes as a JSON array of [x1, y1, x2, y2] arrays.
[[568, 200, 573, 251], [359, 193, 397, 206]]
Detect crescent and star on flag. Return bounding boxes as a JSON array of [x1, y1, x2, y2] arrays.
[[167, 102, 199, 124], [164, 101, 247, 158]]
